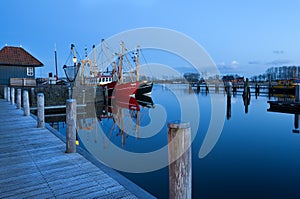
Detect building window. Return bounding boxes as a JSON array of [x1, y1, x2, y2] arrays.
[[27, 67, 34, 76]]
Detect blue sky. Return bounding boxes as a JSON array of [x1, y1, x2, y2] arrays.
[[1, 0, 300, 77]]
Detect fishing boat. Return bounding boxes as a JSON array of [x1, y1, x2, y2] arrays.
[[81, 40, 153, 98]]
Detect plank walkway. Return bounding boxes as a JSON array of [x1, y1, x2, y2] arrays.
[[0, 99, 155, 199]]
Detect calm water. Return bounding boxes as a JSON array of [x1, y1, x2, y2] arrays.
[[51, 84, 300, 199]]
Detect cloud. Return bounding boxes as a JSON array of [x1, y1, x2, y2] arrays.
[[273, 50, 285, 54], [248, 60, 261, 65], [231, 60, 239, 68], [265, 59, 291, 66], [217, 60, 241, 74]]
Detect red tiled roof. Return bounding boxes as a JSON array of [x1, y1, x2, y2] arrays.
[[0, 46, 43, 67]]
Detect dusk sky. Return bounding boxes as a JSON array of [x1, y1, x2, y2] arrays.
[[1, 0, 300, 78]]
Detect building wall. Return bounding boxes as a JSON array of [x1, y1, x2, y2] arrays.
[[0, 65, 35, 85]]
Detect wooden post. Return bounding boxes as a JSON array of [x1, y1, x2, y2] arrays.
[[66, 99, 77, 153], [37, 93, 45, 128], [7, 87, 10, 102], [16, 89, 21, 109], [23, 90, 30, 116], [295, 85, 300, 102], [68, 87, 71, 99], [168, 121, 192, 199], [226, 81, 232, 96], [206, 84, 209, 93], [196, 82, 200, 92], [215, 83, 219, 93], [82, 89, 86, 104], [4, 86, 7, 100], [11, 87, 15, 105]]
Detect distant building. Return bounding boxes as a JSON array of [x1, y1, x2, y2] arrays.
[[0, 46, 43, 85]]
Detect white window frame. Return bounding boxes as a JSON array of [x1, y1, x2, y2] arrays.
[[27, 67, 34, 76]]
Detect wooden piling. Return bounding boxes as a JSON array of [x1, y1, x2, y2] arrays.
[[295, 85, 300, 102], [10, 87, 15, 105], [7, 87, 10, 102], [82, 89, 86, 104], [225, 82, 232, 96], [215, 83, 219, 93], [23, 90, 30, 116], [4, 86, 7, 100], [68, 87, 71, 99], [16, 89, 21, 109], [37, 93, 45, 128], [168, 122, 191, 199], [66, 99, 77, 153]]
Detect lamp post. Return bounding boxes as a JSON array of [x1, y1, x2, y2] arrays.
[[63, 61, 80, 99]]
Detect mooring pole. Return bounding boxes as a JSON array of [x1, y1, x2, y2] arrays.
[[23, 90, 30, 116], [7, 87, 10, 102], [16, 89, 21, 109], [295, 85, 300, 102], [66, 99, 77, 153], [82, 89, 86, 104], [168, 121, 192, 199], [11, 87, 15, 105], [4, 86, 7, 100], [37, 93, 45, 128]]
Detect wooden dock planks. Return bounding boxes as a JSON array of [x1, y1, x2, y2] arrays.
[[0, 99, 154, 199]]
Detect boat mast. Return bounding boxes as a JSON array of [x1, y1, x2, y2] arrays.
[[136, 45, 140, 82], [92, 45, 97, 76], [54, 44, 58, 80], [118, 41, 125, 84]]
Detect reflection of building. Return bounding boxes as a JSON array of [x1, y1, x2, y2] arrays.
[[0, 46, 43, 86]]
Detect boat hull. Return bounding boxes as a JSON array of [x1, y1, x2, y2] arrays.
[[136, 82, 153, 96]]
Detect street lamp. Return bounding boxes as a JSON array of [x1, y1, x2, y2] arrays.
[[63, 62, 80, 98]]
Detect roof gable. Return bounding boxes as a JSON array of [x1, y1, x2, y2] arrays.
[[0, 46, 43, 67]]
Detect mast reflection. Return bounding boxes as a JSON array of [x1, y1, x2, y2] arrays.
[[77, 94, 155, 147]]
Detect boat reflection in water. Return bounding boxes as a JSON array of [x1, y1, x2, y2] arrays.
[[77, 94, 154, 148], [267, 93, 300, 134]]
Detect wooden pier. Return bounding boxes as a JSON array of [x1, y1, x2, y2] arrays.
[[0, 99, 155, 199]]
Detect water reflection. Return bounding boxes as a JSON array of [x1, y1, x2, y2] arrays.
[[47, 84, 300, 198], [226, 94, 231, 120], [267, 94, 300, 134], [293, 114, 299, 133], [76, 94, 155, 147], [242, 86, 251, 114]]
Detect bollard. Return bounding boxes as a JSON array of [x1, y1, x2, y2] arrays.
[[7, 87, 10, 102], [11, 87, 15, 105], [168, 121, 192, 199], [37, 93, 45, 128], [16, 89, 21, 109], [4, 86, 7, 100], [66, 99, 77, 153], [23, 90, 30, 116]]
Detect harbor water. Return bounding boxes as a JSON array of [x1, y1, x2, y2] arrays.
[[50, 84, 300, 199]]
